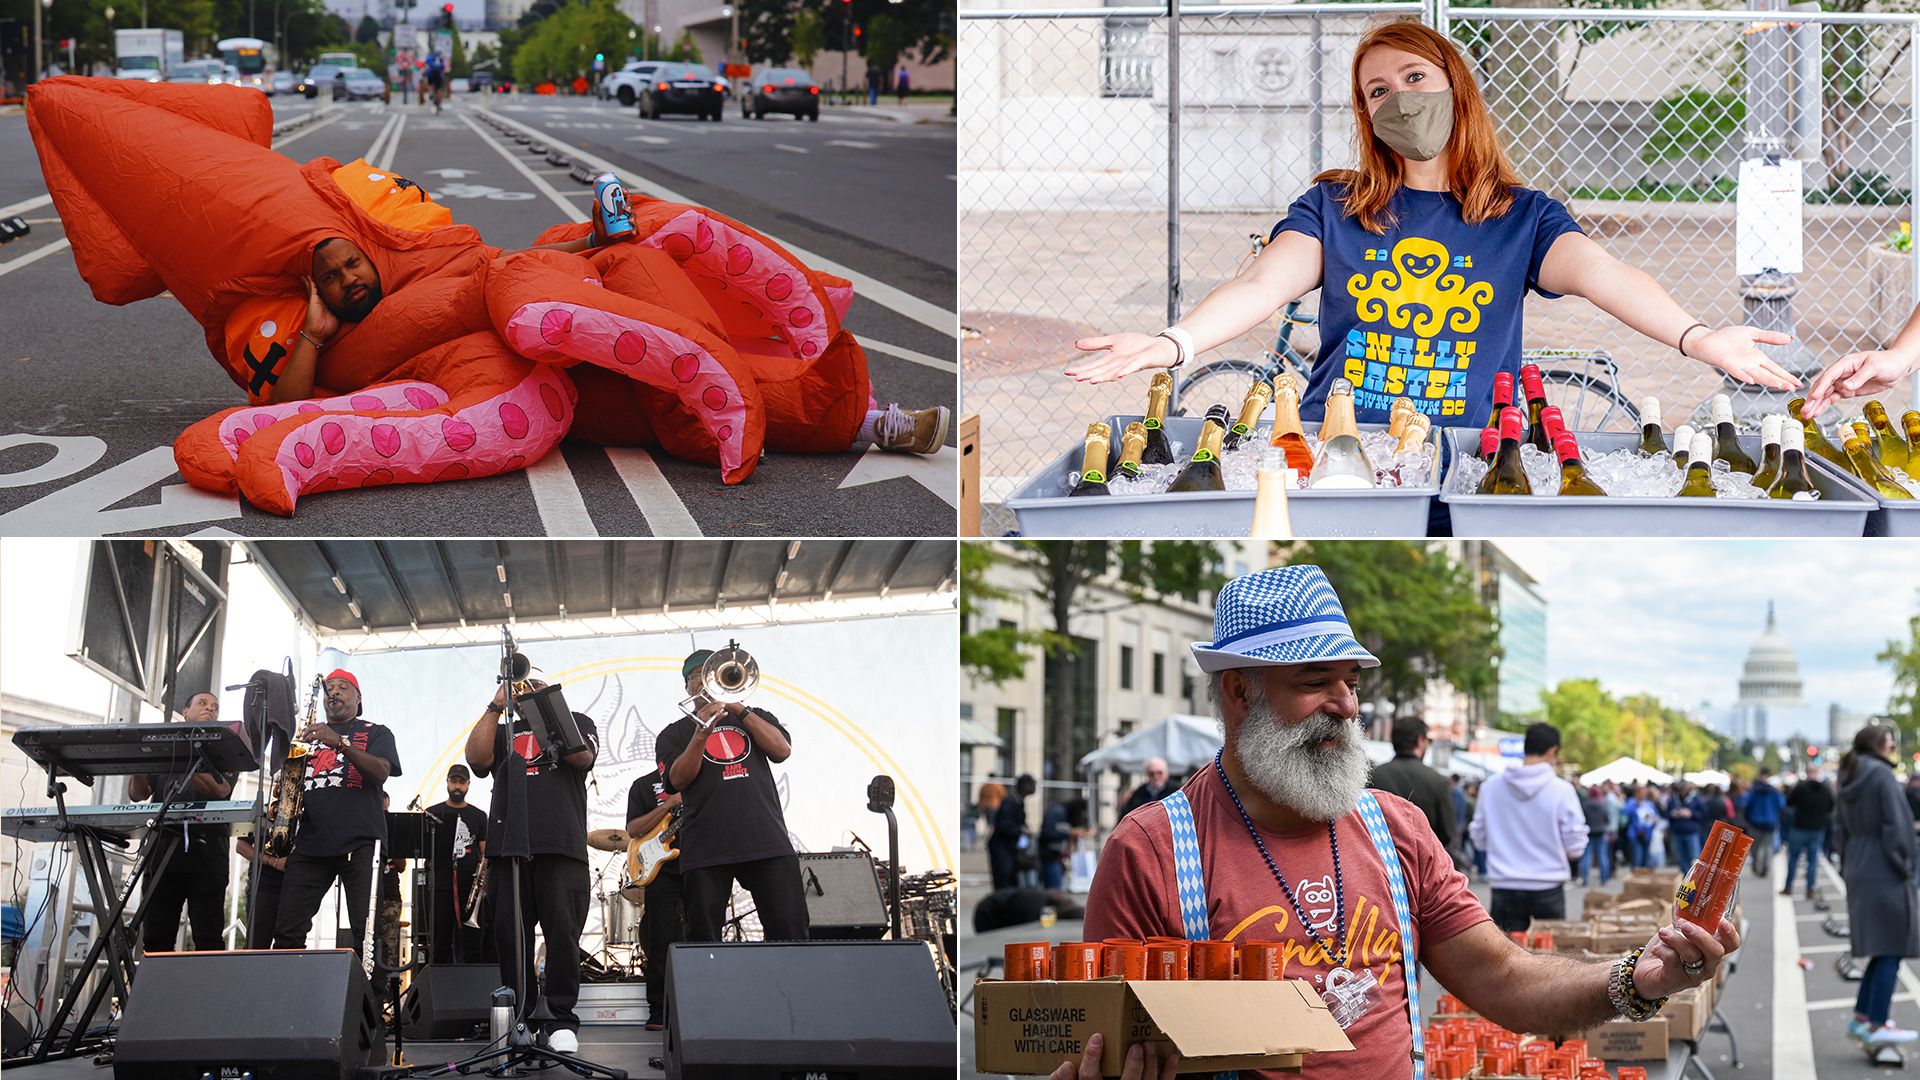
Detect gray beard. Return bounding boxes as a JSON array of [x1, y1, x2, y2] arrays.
[[1231, 705, 1371, 822]]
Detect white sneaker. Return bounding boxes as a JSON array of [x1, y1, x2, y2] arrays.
[[548, 1028, 578, 1053], [1870, 1023, 1920, 1046]]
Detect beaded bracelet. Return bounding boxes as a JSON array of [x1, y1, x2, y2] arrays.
[[1608, 945, 1668, 1021]]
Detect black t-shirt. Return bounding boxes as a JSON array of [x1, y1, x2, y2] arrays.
[[146, 769, 236, 875], [473, 713, 599, 863], [426, 800, 489, 892], [654, 710, 793, 872], [624, 769, 681, 878], [295, 718, 402, 858]]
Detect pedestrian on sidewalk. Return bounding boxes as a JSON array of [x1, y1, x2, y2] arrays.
[[1835, 724, 1920, 1048], [988, 774, 1035, 890], [895, 65, 909, 104], [1625, 785, 1662, 869], [1579, 785, 1614, 886], [1783, 766, 1834, 899], [1469, 722, 1588, 934], [1665, 781, 1707, 869], [1744, 769, 1785, 876], [865, 65, 880, 106], [1368, 716, 1456, 851]]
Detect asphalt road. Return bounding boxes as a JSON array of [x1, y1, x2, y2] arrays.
[[0, 93, 956, 536]]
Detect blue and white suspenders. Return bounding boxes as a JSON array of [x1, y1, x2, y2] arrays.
[[1162, 789, 1425, 1080]]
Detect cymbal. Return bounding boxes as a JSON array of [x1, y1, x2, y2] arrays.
[[587, 828, 630, 852]]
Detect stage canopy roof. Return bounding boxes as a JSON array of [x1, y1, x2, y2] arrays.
[[243, 540, 955, 649]]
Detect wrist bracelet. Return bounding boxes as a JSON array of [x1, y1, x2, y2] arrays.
[[1676, 322, 1708, 358], [1156, 326, 1196, 370], [1608, 945, 1668, 1020], [485, 704, 503, 715], [300, 330, 328, 350]]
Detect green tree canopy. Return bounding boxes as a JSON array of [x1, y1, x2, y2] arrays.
[[354, 14, 380, 44], [1880, 592, 1920, 745], [509, 0, 635, 86], [959, 543, 1054, 687], [790, 7, 823, 67], [1538, 679, 1725, 776]]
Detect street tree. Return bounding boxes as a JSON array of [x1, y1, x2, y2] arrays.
[[1879, 592, 1920, 744]]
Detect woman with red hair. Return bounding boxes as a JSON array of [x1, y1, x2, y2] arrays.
[[1066, 20, 1799, 429]]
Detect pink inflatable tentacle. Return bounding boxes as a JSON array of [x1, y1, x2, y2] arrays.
[[219, 382, 450, 464], [253, 367, 575, 513], [639, 209, 832, 361], [502, 300, 749, 477], [823, 282, 854, 321]]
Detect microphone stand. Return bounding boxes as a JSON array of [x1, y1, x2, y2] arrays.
[[867, 777, 901, 941]]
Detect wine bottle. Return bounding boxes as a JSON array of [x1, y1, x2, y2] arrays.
[[1520, 364, 1551, 453], [1750, 414, 1783, 492], [1248, 447, 1295, 539], [1905, 411, 1920, 462], [1638, 396, 1666, 455], [1539, 405, 1568, 447], [1673, 423, 1697, 470], [1308, 378, 1377, 489], [1476, 407, 1533, 495], [1844, 435, 1917, 500], [1677, 431, 1717, 497], [1268, 379, 1316, 475], [1866, 402, 1909, 470], [1788, 397, 1851, 468], [1553, 432, 1607, 496], [1142, 372, 1176, 465], [1069, 423, 1112, 497], [1768, 424, 1816, 500], [1484, 371, 1515, 441], [1223, 380, 1274, 453], [1115, 421, 1149, 478], [1851, 420, 1878, 461], [1709, 394, 1759, 474], [1396, 412, 1431, 456], [1478, 426, 1500, 464], [1388, 398, 1415, 438], [1166, 408, 1229, 493]]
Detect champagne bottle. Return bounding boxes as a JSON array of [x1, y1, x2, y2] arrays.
[[1388, 398, 1415, 438], [1677, 431, 1717, 497], [1520, 364, 1551, 453], [1905, 411, 1920, 462], [1396, 412, 1431, 456], [1845, 435, 1917, 500], [1478, 426, 1500, 464], [1709, 394, 1759, 474], [1308, 378, 1377, 489], [1638, 396, 1667, 455], [1248, 447, 1295, 539], [1142, 372, 1176, 465], [1673, 423, 1697, 470], [1851, 420, 1877, 461], [1115, 421, 1149, 478], [1223, 380, 1274, 453], [1069, 422, 1112, 497], [1166, 405, 1230, 493], [1476, 407, 1533, 496], [1750, 414, 1783, 492], [1768, 424, 1816, 500], [1866, 402, 1909, 470], [1788, 397, 1851, 468], [1553, 432, 1607, 496], [1268, 379, 1316, 475]]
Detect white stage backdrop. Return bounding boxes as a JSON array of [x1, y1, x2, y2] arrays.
[[312, 612, 956, 940]]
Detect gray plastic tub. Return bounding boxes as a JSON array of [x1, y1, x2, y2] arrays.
[[1005, 415, 1438, 537], [1439, 430, 1872, 537], [1798, 454, 1920, 536]]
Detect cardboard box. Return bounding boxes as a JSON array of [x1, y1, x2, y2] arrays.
[[1663, 982, 1713, 1042], [959, 413, 981, 537], [1590, 929, 1656, 953], [973, 978, 1354, 1077], [1620, 872, 1682, 903], [1526, 918, 1593, 953], [1577, 1017, 1669, 1061]]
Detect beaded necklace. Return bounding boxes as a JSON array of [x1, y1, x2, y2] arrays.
[[1211, 748, 1350, 971]]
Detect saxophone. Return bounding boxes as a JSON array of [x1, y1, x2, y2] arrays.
[[263, 676, 322, 858]]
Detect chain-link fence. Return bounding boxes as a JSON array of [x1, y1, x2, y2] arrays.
[[961, 1, 1920, 534]]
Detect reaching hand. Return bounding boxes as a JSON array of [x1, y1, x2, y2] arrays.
[[1049, 1034, 1180, 1080], [1803, 349, 1920, 417], [1632, 918, 1740, 1000], [303, 276, 339, 344], [1065, 333, 1180, 385], [1685, 326, 1800, 391]]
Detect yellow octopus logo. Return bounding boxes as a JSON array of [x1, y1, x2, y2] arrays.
[[1346, 237, 1494, 339]]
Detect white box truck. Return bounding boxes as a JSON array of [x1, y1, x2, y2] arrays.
[[114, 28, 184, 81]]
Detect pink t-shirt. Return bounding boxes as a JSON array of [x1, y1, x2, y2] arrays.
[[1085, 766, 1491, 1080]]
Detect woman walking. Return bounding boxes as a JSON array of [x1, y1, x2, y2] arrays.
[[1836, 724, 1920, 1047]]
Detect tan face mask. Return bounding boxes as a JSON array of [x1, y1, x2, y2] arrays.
[[1370, 89, 1454, 162]]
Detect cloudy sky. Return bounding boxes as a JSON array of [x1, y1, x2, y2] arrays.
[[1496, 540, 1920, 735]]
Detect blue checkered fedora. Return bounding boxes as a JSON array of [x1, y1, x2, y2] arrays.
[[1189, 565, 1380, 673]]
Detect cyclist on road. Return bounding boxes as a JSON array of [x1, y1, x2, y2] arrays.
[[424, 50, 446, 112], [1065, 20, 1798, 432]]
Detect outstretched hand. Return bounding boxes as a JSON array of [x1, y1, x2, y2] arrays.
[[1048, 1033, 1181, 1080], [1803, 349, 1920, 417], [1685, 326, 1800, 391], [1065, 333, 1180, 385]]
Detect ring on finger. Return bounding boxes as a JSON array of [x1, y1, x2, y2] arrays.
[[1682, 958, 1705, 975]]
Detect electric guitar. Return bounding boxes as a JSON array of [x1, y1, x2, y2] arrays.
[[625, 807, 683, 889]]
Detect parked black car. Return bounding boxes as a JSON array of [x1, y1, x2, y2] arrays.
[[637, 62, 727, 121], [743, 67, 820, 121]]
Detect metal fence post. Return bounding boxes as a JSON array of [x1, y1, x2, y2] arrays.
[[1428, 0, 1449, 39], [1166, 0, 1183, 415]]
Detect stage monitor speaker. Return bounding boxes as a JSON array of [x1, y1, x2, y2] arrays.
[[114, 949, 382, 1080], [665, 940, 951, 1080], [402, 963, 502, 1039], [796, 851, 887, 939]]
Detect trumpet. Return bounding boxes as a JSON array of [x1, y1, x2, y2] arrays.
[[462, 857, 489, 929], [263, 676, 323, 858]]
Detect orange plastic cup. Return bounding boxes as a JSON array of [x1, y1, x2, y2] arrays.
[[1004, 941, 1052, 981], [1145, 941, 1190, 980], [1236, 941, 1284, 980], [1102, 941, 1148, 980], [1677, 820, 1754, 930], [1190, 940, 1235, 980], [1053, 942, 1103, 981]]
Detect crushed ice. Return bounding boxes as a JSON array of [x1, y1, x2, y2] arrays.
[[1447, 446, 1799, 501], [1084, 428, 1436, 496]]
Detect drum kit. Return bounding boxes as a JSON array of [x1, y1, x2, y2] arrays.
[[582, 827, 649, 979]]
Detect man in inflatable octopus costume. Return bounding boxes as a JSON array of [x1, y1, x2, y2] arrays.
[[25, 77, 949, 515]]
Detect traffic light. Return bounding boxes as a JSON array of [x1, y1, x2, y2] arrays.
[[442, 2, 454, 27], [1808, 744, 1821, 758], [594, 52, 604, 62], [853, 25, 861, 37]]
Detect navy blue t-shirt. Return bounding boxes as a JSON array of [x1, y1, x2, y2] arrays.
[[1273, 180, 1584, 428]]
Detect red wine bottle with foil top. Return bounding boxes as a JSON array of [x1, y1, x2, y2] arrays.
[[1478, 426, 1500, 464], [1520, 364, 1551, 453], [1553, 432, 1607, 496], [1484, 371, 1515, 445], [1476, 408, 1533, 495]]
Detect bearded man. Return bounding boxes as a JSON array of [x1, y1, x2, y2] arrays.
[[1061, 566, 1738, 1080]]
